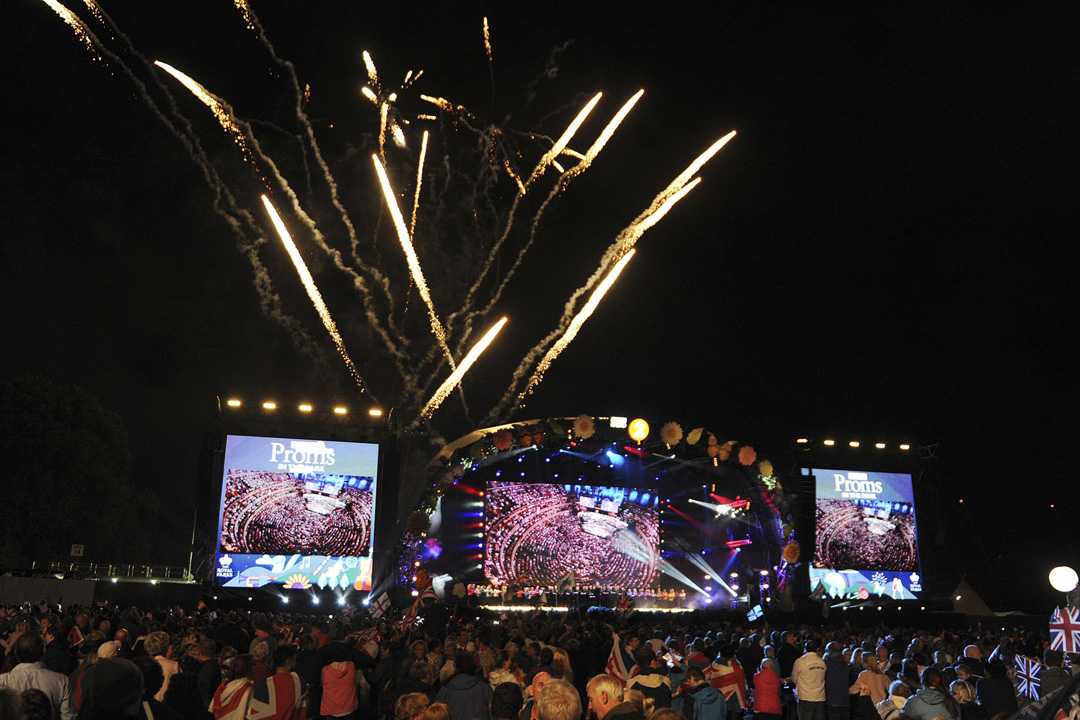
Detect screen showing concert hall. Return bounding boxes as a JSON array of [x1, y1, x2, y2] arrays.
[[484, 481, 660, 589], [810, 468, 922, 599], [213, 435, 378, 590]]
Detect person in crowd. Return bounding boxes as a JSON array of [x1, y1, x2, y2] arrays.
[[948, 680, 986, 720], [421, 703, 451, 720], [396, 692, 431, 720], [551, 649, 574, 686], [1039, 650, 1071, 699], [900, 668, 956, 720], [876, 681, 910, 720], [851, 652, 890, 720], [520, 671, 552, 720], [162, 653, 212, 719], [133, 655, 182, 720], [488, 652, 522, 689], [79, 657, 145, 719], [778, 633, 801, 680], [960, 647, 985, 677], [321, 644, 360, 720], [627, 648, 672, 709], [142, 631, 178, 704], [212, 653, 254, 720], [436, 650, 492, 720], [672, 668, 724, 720], [704, 645, 745, 716], [537, 679, 581, 720], [20, 688, 53, 720], [42, 619, 74, 677], [974, 660, 1016, 719], [753, 658, 782, 720], [0, 632, 73, 720], [492, 683, 523, 720], [792, 637, 827, 720], [823, 642, 850, 720], [0, 688, 20, 720], [587, 674, 642, 720]]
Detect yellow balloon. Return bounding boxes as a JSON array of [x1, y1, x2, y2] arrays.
[[628, 418, 650, 443]]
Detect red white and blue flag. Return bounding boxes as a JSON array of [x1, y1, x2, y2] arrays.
[[1050, 606, 1080, 654], [1015, 655, 1041, 700], [606, 633, 629, 682]]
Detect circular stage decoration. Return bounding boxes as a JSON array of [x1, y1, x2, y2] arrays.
[[397, 414, 799, 609]]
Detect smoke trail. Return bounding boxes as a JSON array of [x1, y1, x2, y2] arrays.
[[261, 196, 374, 399], [488, 133, 734, 422], [451, 91, 645, 358], [417, 316, 508, 423]]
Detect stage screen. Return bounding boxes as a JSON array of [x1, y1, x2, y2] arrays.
[[213, 435, 378, 590], [810, 468, 922, 599], [484, 482, 659, 589]]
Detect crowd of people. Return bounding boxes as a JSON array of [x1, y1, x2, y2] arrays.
[[484, 483, 659, 590], [220, 470, 373, 558], [814, 502, 918, 573], [0, 598, 1075, 720]]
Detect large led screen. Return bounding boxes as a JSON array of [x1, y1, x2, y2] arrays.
[[484, 482, 659, 589], [810, 468, 922, 599], [213, 435, 378, 590]]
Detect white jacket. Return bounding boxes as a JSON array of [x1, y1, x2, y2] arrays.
[[0, 661, 74, 719]]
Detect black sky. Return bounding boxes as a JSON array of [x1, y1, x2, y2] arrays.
[[2, 3, 1075, 600]]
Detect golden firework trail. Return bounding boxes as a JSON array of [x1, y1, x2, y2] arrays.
[[482, 17, 494, 63], [403, 69, 413, 86], [260, 194, 370, 395], [417, 113, 437, 121], [420, 317, 509, 421], [410, 130, 429, 236], [361, 86, 378, 104], [378, 101, 389, 158], [362, 49, 379, 88], [524, 91, 603, 188], [420, 94, 455, 113], [80, 0, 106, 27], [371, 155, 455, 368], [519, 249, 636, 401], [154, 60, 249, 156], [41, 0, 98, 58], [233, 0, 255, 30]]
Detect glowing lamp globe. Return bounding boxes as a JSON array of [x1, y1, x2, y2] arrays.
[[628, 418, 650, 443], [1049, 566, 1079, 593]]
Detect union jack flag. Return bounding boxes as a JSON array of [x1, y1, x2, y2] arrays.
[[1015, 655, 1041, 700], [1050, 606, 1080, 654]]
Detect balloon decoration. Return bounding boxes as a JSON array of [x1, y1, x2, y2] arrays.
[[782, 540, 801, 564], [687, 427, 704, 445], [738, 445, 757, 466], [661, 421, 684, 446], [493, 429, 513, 451], [573, 414, 596, 439]]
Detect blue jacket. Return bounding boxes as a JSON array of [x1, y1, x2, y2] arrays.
[[674, 684, 726, 720], [825, 655, 850, 707], [436, 673, 493, 720], [901, 687, 955, 720]]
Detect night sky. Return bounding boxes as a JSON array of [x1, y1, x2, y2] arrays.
[[3, 3, 1074, 608]]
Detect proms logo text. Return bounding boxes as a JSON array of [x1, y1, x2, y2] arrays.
[[269, 440, 336, 473], [833, 472, 883, 500]]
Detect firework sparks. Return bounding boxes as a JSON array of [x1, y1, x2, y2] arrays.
[[80, 0, 106, 27], [410, 130, 429, 236], [371, 155, 455, 367], [420, 94, 455, 112], [519, 250, 636, 401], [524, 91, 603, 188], [417, 113, 437, 121], [362, 49, 378, 88], [420, 317, 509, 421], [482, 17, 494, 64], [41, 0, 98, 58], [378, 101, 389, 158], [260, 195, 371, 397], [361, 86, 377, 104], [233, 0, 255, 29], [154, 60, 248, 156]]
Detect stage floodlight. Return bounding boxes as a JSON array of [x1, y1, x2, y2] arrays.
[[1049, 566, 1079, 593], [899, 443, 911, 451], [849, 440, 860, 448], [150, 579, 158, 585], [368, 407, 384, 418], [875, 442, 886, 449], [337, 596, 347, 607], [795, 437, 809, 444], [609, 416, 628, 429], [226, 398, 242, 408], [111, 578, 118, 584], [823, 439, 835, 446], [298, 403, 314, 413], [362, 597, 371, 607], [262, 400, 278, 411], [333, 405, 348, 415], [311, 596, 320, 605]]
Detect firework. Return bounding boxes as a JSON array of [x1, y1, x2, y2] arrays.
[[361, 86, 378, 104], [420, 317, 509, 421], [524, 91, 603, 188], [518, 249, 636, 402], [153, 60, 248, 156], [80, 0, 106, 27], [482, 17, 494, 63], [260, 195, 371, 397], [410, 130, 429, 236], [233, 0, 255, 30], [371, 155, 454, 368], [362, 49, 379, 88], [41, 0, 98, 58]]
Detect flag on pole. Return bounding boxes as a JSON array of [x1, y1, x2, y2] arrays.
[[370, 593, 391, 619], [1014, 655, 1041, 700], [1050, 606, 1080, 654], [606, 632, 629, 682]]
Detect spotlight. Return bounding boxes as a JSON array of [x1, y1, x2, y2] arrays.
[[262, 400, 278, 411], [849, 440, 860, 448], [333, 406, 349, 415], [362, 597, 371, 607], [338, 596, 346, 607], [760, 570, 769, 576], [795, 437, 809, 444], [899, 443, 911, 451], [609, 416, 628, 429], [312, 596, 320, 605], [823, 439, 835, 446], [875, 442, 886, 449], [150, 580, 158, 585], [414, 561, 421, 567], [111, 578, 118, 584], [368, 407, 384, 417], [955, 595, 962, 601], [226, 398, 242, 408], [281, 596, 289, 604], [298, 403, 314, 413], [411, 590, 419, 597]]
